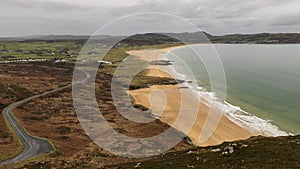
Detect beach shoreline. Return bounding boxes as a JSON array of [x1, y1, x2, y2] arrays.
[[127, 45, 256, 146]]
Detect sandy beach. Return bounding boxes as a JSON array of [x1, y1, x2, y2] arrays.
[[127, 46, 254, 146]]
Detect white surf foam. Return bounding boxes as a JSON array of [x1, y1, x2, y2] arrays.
[[158, 50, 290, 137]]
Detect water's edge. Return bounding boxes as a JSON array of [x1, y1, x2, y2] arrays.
[[159, 46, 291, 137]]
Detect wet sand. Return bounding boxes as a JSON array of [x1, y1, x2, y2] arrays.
[[127, 46, 254, 146]]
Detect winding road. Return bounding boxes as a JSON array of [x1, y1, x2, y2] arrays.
[[0, 85, 71, 167], [0, 69, 89, 167]]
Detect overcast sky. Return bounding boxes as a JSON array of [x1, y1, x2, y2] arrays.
[[1, 0, 300, 37]]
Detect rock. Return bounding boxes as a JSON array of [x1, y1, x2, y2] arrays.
[[135, 163, 141, 168], [232, 143, 237, 147], [240, 144, 248, 148], [187, 165, 195, 168], [228, 147, 234, 154], [222, 145, 235, 156], [222, 151, 229, 156], [211, 148, 221, 152], [183, 136, 194, 146], [224, 145, 234, 154]]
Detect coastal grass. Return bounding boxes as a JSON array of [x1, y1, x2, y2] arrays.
[[129, 70, 179, 90], [4, 149, 61, 169], [0, 88, 64, 165], [0, 43, 181, 166], [101, 44, 180, 75], [0, 83, 68, 164], [111, 135, 300, 169], [0, 41, 80, 53], [2, 43, 300, 168], [128, 43, 182, 50], [0, 41, 81, 61], [101, 44, 182, 90]]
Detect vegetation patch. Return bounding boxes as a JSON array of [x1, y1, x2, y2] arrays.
[[133, 104, 149, 111], [56, 126, 71, 134], [0, 83, 32, 101], [110, 136, 300, 169]]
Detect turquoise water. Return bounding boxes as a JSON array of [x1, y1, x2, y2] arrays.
[[165, 44, 300, 135]]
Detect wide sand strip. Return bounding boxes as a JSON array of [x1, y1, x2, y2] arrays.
[[127, 47, 254, 146]]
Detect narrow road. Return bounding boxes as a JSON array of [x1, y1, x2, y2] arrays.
[[0, 68, 90, 167], [0, 85, 71, 167]]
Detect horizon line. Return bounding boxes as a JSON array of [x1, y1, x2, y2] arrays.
[[1, 31, 300, 39]]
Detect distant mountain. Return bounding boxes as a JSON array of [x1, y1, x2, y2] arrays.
[[209, 33, 300, 44], [118, 32, 300, 46], [0, 35, 86, 41], [25, 35, 91, 41], [1, 32, 300, 44], [165, 32, 213, 43], [116, 32, 213, 46], [117, 33, 181, 46], [0, 34, 123, 41]]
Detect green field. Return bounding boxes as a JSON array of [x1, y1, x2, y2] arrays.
[[0, 41, 82, 61]]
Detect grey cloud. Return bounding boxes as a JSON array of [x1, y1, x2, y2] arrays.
[[268, 14, 300, 26], [103, 0, 299, 35], [1, 0, 88, 11], [0, 0, 299, 37]]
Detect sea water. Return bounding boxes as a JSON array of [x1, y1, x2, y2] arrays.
[[162, 44, 300, 136]]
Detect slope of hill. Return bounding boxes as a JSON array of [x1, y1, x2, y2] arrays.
[[2, 32, 300, 44]]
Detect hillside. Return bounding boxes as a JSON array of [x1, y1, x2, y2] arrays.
[[14, 135, 300, 168], [2, 32, 300, 45]]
